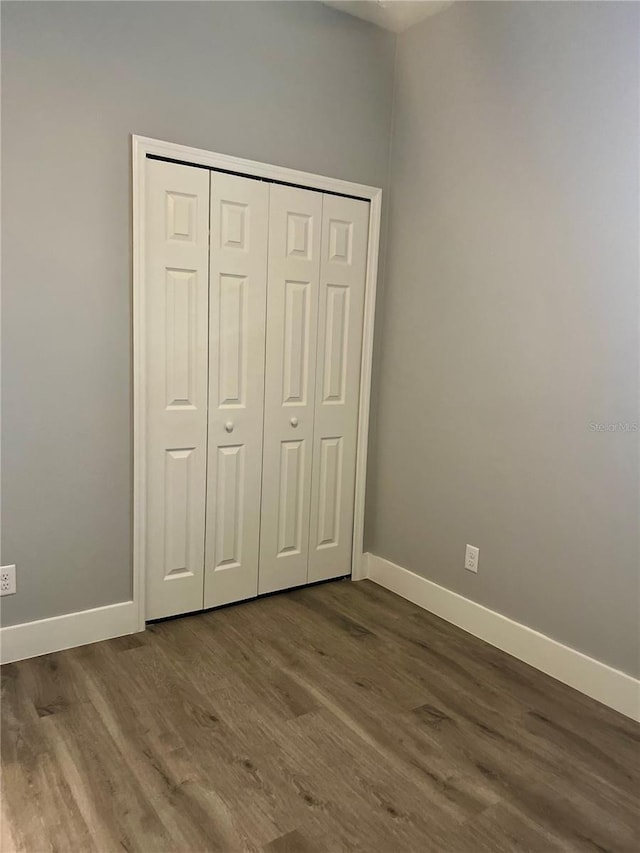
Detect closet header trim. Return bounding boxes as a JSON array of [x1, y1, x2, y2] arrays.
[[146, 154, 369, 202]]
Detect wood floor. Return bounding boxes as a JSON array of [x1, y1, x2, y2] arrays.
[[2, 580, 638, 852]]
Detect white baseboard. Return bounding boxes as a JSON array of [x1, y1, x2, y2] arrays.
[[365, 553, 640, 722], [0, 600, 139, 665]]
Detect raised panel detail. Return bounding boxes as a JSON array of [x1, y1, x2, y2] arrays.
[[165, 269, 197, 409], [221, 201, 248, 250], [287, 213, 312, 259], [329, 219, 353, 264], [277, 440, 305, 556], [164, 448, 195, 579], [214, 446, 244, 570], [283, 281, 310, 404], [218, 274, 247, 407], [317, 437, 343, 549], [166, 192, 197, 242], [322, 284, 350, 404]]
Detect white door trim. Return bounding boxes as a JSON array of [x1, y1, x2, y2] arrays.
[[132, 135, 382, 629]]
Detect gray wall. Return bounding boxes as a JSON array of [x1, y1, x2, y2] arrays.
[[1, 1, 395, 625], [366, 1, 640, 676]]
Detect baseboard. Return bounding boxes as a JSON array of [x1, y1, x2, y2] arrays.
[[365, 553, 640, 722], [0, 600, 139, 665]]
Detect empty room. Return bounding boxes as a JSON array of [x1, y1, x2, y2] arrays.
[[1, 1, 638, 850]]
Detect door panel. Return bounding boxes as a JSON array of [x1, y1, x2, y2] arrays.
[[204, 173, 269, 608], [308, 195, 369, 583], [282, 281, 312, 404], [277, 440, 306, 555], [146, 160, 209, 619], [217, 273, 247, 407], [259, 185, 322, 594], [316, 436, 343, 549], [322, 284, 350, 403], [213, 444, 244, 568], [164, 448, 196, 576]]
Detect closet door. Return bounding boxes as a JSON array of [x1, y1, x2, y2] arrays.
[[204, 173, 269, 607], [145, 159, 210, 620], [259, 185, 322, 594], [308, 195, 369, 582]]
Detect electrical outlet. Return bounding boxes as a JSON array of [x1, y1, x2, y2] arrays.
[[1, 565, 16, 596], [465, 545, 479, 574]]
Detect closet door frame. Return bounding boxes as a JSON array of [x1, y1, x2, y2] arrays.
[[132, 135, 382, 631]]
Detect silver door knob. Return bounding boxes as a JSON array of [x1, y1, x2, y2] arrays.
[[290, 417, 299, 428], [225, 421, 234, 433]]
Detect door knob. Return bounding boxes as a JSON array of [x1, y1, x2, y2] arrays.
[[290, 417, 299, 428], [225, 421, 234, 433]]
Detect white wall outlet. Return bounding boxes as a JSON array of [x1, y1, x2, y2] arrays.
[[1, 565, 16, 596], [465, 545, 479, 574]]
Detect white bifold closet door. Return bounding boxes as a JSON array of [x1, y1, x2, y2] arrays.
[[308, 194, 369, 583], [204, 173, 269, 607], [259, 186, 323, 594], [145, 160, 210, 620], [145, 157, 370, 617], [259, 187, 369, 594]]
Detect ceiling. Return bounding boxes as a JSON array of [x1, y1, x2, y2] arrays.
[[323, 1, 453, 33]]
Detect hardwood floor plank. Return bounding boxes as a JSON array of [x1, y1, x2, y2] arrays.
[[2, 579, 638, 852], [441, 801, 564, 853], [264, 829, 316, 852]]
